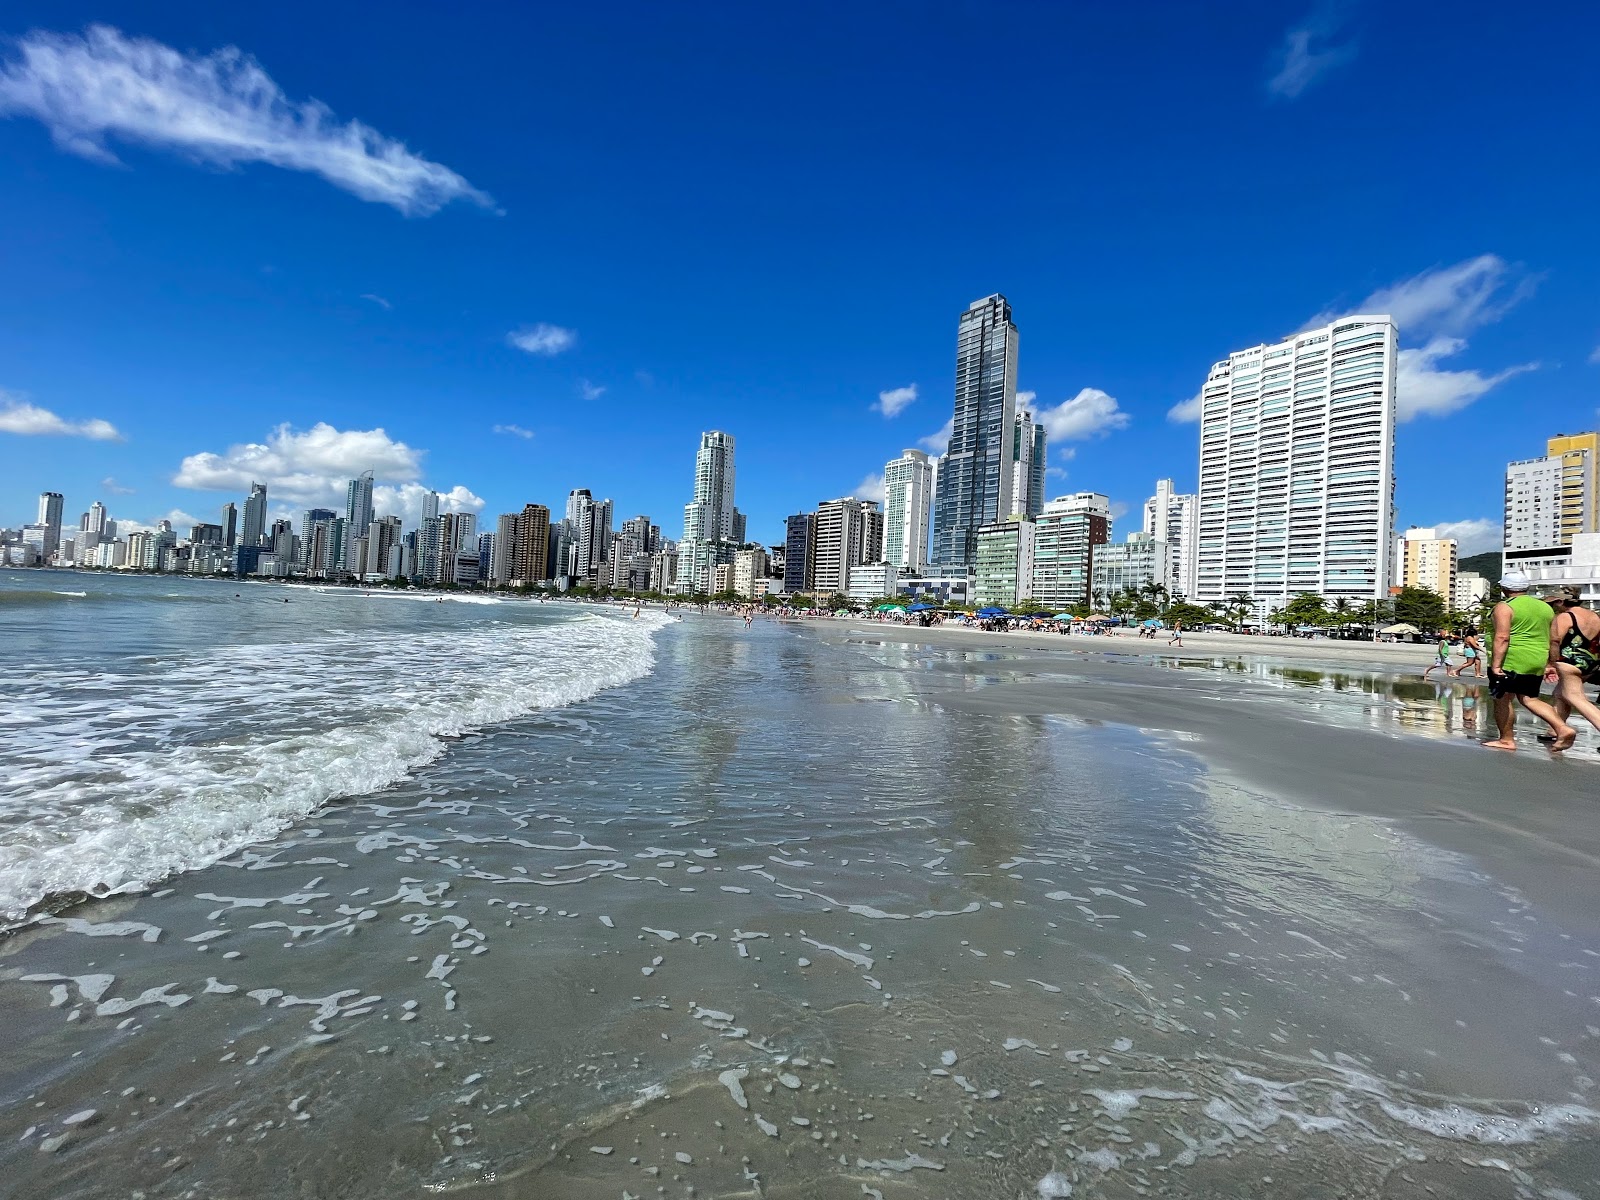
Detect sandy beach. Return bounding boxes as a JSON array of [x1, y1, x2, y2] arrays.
[[4, 581, 1599, 1198]]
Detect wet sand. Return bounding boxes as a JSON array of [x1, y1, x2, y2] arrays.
[[4, 616, 1598, 1198]]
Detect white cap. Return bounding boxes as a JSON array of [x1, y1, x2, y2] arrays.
[[1500, 570, 1531, 590]]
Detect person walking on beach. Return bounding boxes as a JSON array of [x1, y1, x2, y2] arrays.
[[1484, 571, 1574, 752], [1546, 587, 1600, 740], [1423, 633, 1454, 679], [1167, 621, 1183, 647], [1449, 628, 1484, 678]]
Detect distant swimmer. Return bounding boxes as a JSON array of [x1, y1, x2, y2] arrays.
[[1484, 571, 1573, 752]]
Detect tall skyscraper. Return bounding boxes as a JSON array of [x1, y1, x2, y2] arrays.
[[1142, 479, 1198, 599], [513, 503, 551, 584], [346, 471, 375, 541], [812, 497, 878, 595], [422, 489, 441, 525], [219, 502, 237, 548], [882, 449, 934, 572], [300, 508, 338, 572], [932, 294, 1019, 568], [242, 482, 269, 548], [86, 500, 108, 537], [36, 492, 64, 557], [784, 512, 816, 594], [1030, 493, 1111, 609], [1193, 316, 1396, 612], [678, 431, 743, 593], [1011, 410, 1047, 518]]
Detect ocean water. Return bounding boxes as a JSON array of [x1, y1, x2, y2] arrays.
[[2, 571, 1598, 1198]]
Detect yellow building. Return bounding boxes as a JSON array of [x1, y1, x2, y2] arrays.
[[1546, 432, 1600, 543], [1399, 526, 1457, 599]]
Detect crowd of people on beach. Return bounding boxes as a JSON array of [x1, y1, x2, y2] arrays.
[[1474, 571, 1600, 753]]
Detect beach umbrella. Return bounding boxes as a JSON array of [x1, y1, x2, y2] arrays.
[[976, 606, 1009, 617], [874, 603, 906, 612], [1053, 613, 1074, 620], [906, 602, 934, 612], [1380, 622, 1421, 635], [1084, 613, 1112, 622]]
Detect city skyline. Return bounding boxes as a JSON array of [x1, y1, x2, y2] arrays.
[[2, 5, 1590, 557]]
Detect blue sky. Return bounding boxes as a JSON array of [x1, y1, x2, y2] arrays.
[[1, 2, 1596, 555]]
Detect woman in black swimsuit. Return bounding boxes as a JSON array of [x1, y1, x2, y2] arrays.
[[1547, 587, 1600, 740]]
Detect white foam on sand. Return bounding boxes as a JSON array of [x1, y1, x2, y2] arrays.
[[1, 611, 671, 926]]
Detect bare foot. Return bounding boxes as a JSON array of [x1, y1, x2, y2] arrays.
[[1482, 739, 1517, 751], [1551, 727, 1579, 752]]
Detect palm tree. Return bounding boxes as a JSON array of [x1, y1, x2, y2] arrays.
[[1227, 591, 1254, 632]]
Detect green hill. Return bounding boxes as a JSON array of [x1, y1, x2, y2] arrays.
[[1459, 551, 1500, 579]]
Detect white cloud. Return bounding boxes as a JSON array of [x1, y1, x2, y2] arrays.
[[173, 421, 422, 504], [100, 476, 135, 495], [918, 417, 953, 454], [1045, 465, 1070, 480], [1432, 518, 1503, 557], [578, 378, 606, 401], [1397, 336, 1536, 421], [0, 391, 122, 440], [493, 423, 534, 439], [1313, 254, 1537, 340], [1037, 388, 1130, 441], [0, 26, 490, 216], [1589, 344, 1600, 365], [359, 293, 391, 310], [874, 384, 917, 418], [852, 473, 886, 504], [1109, 501, 1130, 522], [1167, 390, 1203, 424], [507, 324, 576, 356], [373, 483, 483, 525], [1016, 389, 1037, 407], [1267, 3, 1357, 99]]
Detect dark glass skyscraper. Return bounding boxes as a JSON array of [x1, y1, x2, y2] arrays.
[[931, 294, 1018, 568]]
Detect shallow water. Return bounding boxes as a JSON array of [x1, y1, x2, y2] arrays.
[[3, 575, 1598, 1198]]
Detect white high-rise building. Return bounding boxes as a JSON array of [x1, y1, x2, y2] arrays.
[[882, 449, 934, 573], [345, 471, 375, 541], [242, 482, 269, 548], [677, 431, 744, 593], [1143, 479, 1198, 600], [1194, 316, 1396, 615]]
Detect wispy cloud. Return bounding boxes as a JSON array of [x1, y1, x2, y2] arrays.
[[874, 384, 917, 418], [852, 473, 886, 504], [507, 323, 576, 356], [373, 482, 483, 524], [493, 424, 534, 439], [359, 293, 391, 310], [0, 391, 122, 440], [100, 476, 135, 495], [578, 378, 606, 401], [1037, 388, 1129, 441], [1397, 338, 1535, 421], [1310, 254, 1539, 339], [1590, 344, 1600, 365], [918, 417, 953, 455], [1432, 518, 1503, 557], [1267, 3, 1358, 99], [1167, 390, 1203, 423], [0, 26, 491, 216]]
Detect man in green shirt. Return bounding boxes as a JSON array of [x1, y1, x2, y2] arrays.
[[1484, 570, 1575, 751]]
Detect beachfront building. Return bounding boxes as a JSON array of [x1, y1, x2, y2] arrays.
[[1030, 492, 1111, 609], [345, 471, 375, 542], [1503, 432, 1600, 579], [677, 431, 746, 594], [1092, 531, 1168, 601], [1398, 526, 1457, 599], [882, 449, 934, 573], [1012, 409, 1048, 517], [731, 546, 769, 598], [1143, 478, 1198, 599], [931, 294, 1020, 569], [812, 497, 880, 595], [1193, 316, 1397, 620], [1453, 572, 1490, 610], [847, 561, 901, 602], [783, 512, 815, 593], [36, 491, 63, 558], [242, 482, 268, 548], [973, 515, 1036, 608]]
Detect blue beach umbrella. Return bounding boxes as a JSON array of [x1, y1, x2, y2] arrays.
[[976, 606, 1009, 617], [907, 602, 934, 612]]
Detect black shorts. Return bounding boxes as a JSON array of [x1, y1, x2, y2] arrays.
[[1489, 670, 1543, 698]]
